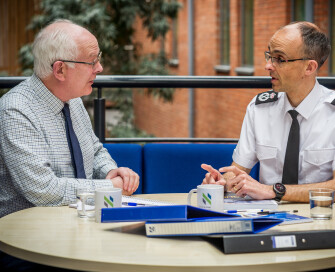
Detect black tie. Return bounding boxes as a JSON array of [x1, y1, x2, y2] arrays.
[[62, 104, 86, 179], [282, 110, 299, 184]]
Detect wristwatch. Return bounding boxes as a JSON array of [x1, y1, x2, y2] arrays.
[[273, 183, 286, 202]]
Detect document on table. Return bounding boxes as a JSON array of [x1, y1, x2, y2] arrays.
[[260, 212, 313, 225], [121, 195, 175, 206], [224, 192, 278, 210]]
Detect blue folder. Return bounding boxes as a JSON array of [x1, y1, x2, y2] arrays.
[[101, 205, 282, 235], [101, 205, 240, 223]]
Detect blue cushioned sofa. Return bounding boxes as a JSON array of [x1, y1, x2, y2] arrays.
[[103, 143, 259, 194]]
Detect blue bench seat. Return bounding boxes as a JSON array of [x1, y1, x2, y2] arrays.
[[103, 143, 259, 194]]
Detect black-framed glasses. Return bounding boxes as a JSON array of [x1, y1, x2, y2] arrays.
[[52, 51, 102, 68], [264, 51, 312, 67]]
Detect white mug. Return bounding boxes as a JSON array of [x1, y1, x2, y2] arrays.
[[94, 187, 122, 223], [187, 184, 224, 212]]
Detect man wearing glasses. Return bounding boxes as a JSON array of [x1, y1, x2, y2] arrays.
[[202, 21, 333, 203], [0, 19, 139, 219]]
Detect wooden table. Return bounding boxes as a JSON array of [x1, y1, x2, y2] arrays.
[[1, 193, 335, 272]]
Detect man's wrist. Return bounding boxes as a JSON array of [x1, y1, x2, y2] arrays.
[[269, 186, 276, 199], [272, 183, 286, 202]]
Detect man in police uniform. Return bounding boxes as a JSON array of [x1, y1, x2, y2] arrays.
[[202, 21, 333, 203]]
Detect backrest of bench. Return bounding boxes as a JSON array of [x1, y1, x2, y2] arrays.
[[143, 143, 259, 193], [104, 143, 259, 194], [103, 143, 143, 194]]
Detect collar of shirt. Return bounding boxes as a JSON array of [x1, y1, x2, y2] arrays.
[[282, 80, 322, 121], [31, 74, 64, 115]]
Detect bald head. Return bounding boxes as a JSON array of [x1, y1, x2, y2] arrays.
[[274, 22, 330, 69], [44, 20, 91, 42]]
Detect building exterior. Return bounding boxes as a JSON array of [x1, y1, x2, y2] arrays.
[[133, 0, 335, 138], [1, 0, 334, 139]]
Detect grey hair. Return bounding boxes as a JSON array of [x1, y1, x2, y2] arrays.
[[32, 19, 81, 78], [288, 21, 331, 70]]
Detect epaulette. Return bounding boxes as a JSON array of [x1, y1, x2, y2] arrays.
[[255, 90, 278, 105]]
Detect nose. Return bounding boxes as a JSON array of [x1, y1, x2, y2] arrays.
[[265, 59, 275, 71], [94, 62, 103, 74]]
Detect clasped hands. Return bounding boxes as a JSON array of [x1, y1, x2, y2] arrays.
[[106, 167, 139, 196], [201, 163, 274, 200]]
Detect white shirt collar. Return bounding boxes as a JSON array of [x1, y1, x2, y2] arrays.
[[281, 80, 322, 120], [296, 80, 322, 120]]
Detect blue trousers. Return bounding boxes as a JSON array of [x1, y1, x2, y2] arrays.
[[0, 251, 78, 272]]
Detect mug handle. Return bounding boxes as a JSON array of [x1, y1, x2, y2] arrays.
[[82, 194, 95, 217], [187, 189, 197, 205]]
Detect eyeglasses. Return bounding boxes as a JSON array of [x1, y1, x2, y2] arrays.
[[264, 51, 312, 67], [52, 51, 102, 68]]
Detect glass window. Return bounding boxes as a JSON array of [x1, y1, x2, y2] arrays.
[[172, 18, 178, 59], [219, 0, 230, 65], [331, 0, 335, 75], [292, 0, 306, 21], [168, 17, 179, 66], [241, 0, 254, 66]]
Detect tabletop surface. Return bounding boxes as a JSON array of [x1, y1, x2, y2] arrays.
[[1, 193, 335, 272]]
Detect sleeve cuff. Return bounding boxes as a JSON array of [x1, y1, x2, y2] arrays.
[[233, 149, 258, 169]]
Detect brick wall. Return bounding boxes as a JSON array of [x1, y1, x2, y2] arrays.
[[314, 0, 330, 76], [133, 0, 333, 138], [133, 0, 190, 137]]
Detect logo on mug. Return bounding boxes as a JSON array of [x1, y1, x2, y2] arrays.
[[104, 195, 114, 207], [202, 193, 212, 206]]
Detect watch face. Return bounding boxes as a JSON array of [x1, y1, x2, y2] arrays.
[[274, 183, 285, 193]]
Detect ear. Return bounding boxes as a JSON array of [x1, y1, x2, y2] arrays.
[[52, 61, 67, 81], [305, 60, 318, 76]]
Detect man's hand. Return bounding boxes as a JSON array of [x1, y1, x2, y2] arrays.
[[219, 165, 275, 199], [106, 167, 139, 196], [201, 164, 226, 186]]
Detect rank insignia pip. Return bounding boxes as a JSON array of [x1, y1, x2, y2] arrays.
[[255, 91, 278, 105]]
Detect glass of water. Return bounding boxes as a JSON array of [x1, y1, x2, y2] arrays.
[[76, 188, 95, 218], [309, 189, 334, 220]]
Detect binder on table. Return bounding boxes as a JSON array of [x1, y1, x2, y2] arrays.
[[145, 217, 282, 237], [206, 230, 335, 254], [101, 205, 240, 223]]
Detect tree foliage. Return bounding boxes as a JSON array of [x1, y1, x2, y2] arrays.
[[19, 0, 181, 137]]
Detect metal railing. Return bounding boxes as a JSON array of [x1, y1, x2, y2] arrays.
[[1, 75, 335, 143]]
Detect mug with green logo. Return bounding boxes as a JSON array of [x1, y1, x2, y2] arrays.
[[82, 187, 122, 222], [187, 184, 224, 212]]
